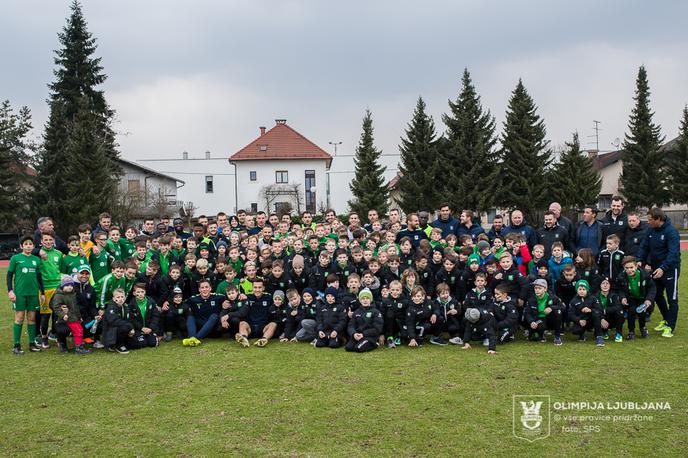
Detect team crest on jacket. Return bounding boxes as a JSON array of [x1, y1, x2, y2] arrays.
[[513, 395, 550, 441]]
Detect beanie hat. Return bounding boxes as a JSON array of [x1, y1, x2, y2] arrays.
[[324, 287, 338, 298], [216, 240, 228, 250], [432, 245, 445, 254], [60, 275, 75, 288], [291, 254, 305, 269], [468, 254, 481, 265], [532, 278, 548, 289], [302, 287, 315, 298], [358, 288, 373, 302], [476, 240, 490, 252], [575, 279, 590, 291], [536, 259, 549, 269], [465, 308, 481, 324], [273, 290, 286, 301], [173, 287, 183, 296]]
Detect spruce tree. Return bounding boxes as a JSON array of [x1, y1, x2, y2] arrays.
[[442, 68, 498, 213], [396, 97, 441, 213], [0, 100, 34, 231], [620, 66, 666, 209], [551, 132, 601, 209], [348, 109, 389, 220], [33, 0, 121, 233], [496, 79, 552, 221], [667, 106, 688, 205]]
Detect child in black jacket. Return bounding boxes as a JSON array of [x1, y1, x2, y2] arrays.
[[345, 289, 384, 352], [524, 279, 565, 345], [315, 287, 347, 348], [128, 283, 161, 348], [568, 280, 604, 347], [617, 257, 656, 340], [404, 286, 444, 347]]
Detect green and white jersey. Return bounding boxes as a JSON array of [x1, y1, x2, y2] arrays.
[[62, 253, 89, 275], [90, 248, 113, 283], [39, 247, 63, 290], [8, 253, 42, 296]]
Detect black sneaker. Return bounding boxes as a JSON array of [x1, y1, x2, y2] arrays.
[[48, 332, 57, 342], [57, 342, 69, 353], [12, 345, 24, 355], [577, 334, 586, 342], [29, 343, 42, 352], [627, 332, 636, 341], [107, 346, 117, 352], [41, 337, 50, 349], [116, 345, 129, 354], [429, 336, 448, 346], [75, 344, 92, 355], [640, 328, 649, 339]]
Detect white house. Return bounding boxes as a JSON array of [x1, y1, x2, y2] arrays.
[[117, 157, 184, 214], [137, 152, 236, 217], [229, 119, 332, 214]]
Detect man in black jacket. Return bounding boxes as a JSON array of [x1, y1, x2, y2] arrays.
[[624, 212, 649, 258], [537, 211, 570, 258], [345, 289, 383, 352], [601, 196, 629, 248]]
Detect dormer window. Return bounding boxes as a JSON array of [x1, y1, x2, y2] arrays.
[[259, 144, 268, 151]]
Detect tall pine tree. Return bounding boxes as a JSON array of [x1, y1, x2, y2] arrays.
[[442, 68, 498, 213], [396, 97, 441, 213], [496, 79, 552, 221], [551, 132, 601, 209], [0, 100, 35, 231], [33, 0, 121, 234], [667, 106, 688, 205], [620, 66, 666, 209], [348, 109, 389, 219]]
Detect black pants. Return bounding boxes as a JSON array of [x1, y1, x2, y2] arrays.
[[315, 329, 342, 348], [345, 337, 378, 352], [405, 321, 441, 341], [384, 309, 404, 339], [163, 312, 188, 336], [654, 268, 679, 331], [602, 309, 625, 334], [445, 314, 463, 338], [626, 298, 648, 333], [571, 313, 603, 337], [529, 311, 564, 339], [54, 322, 73, 346]]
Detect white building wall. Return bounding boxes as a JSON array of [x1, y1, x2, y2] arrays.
[[137, 156, 236, 216], [119, 163, 179, 205], [233, 159, 327, 214]]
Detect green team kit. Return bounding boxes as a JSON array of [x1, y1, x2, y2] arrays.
[[8, 253, 43, 311]]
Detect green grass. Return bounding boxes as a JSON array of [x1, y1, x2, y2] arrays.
[[1, 264, 687, 457]]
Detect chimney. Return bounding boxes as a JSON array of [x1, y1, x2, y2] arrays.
[[259, 126, 266, 136], [275, 119, 287, 125], [182, 151, 189, 160], [586, 149, 599, 160], [205, 150, 211, 159]]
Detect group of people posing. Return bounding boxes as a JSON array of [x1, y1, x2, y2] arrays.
[[6, 196, 681, 355]]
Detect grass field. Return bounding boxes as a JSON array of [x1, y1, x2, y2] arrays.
[[1, 264, 687, 457]]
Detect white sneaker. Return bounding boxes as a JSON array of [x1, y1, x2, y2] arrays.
[[448, 337, 463, 345], [93, 341, 105, 349], [482, 338, 490, 347]]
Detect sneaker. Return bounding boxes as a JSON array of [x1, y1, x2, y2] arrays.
[[182, 338, 192, 347], [386, 338, 396, 349], [523, 329, 530, 338], [48, 332, 57, 342], [107, 346, 117, 352], [116, 345, 129, 354], [614, 332, 623, 343], [75, 344, 91, 355], [29, 343, 42, 352], [627, 332, 636, 341], [661, 328, 674, 338], [41, 337, 50, 349], [482, 338, 489, 347], [84, 337, 94, 344], [554, 335, 562, 346], [429, 336, 448, 346], [310, 339, 317, 346], [603, 332, 609, 340], [539, 335, 546, 343], [93, 341, 105, 349], [640, 328, 649, 339], [577, 334, 586, 342], [394, 337, 401, 346], [235, 333, 250, 348], [164, 332, 173, 343], [190, 337, 202, 346], [12, 345, 24, 356], [254, 338, 268, 347], [654, 320, 669, 332], [57, 342, 69, 353], [596, 336, 605, 347], [448, 336, 463, 345]]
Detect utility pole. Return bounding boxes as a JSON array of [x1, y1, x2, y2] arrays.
[[328, 141, 342, 155], [326, 142, 341, 209], [588, 120, 601, 151]]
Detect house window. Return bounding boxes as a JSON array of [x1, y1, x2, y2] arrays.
[[205, 176, 214, 193], [275, 201, 290, 214], [127, 179, 141, 192], [250, 171, 257, 181], [250, 202, 258, 213], [305, 170, 316, 213], [276, 170, 289, 184]]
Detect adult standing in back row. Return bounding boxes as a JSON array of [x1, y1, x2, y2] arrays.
[[636, 207, 680, 338]]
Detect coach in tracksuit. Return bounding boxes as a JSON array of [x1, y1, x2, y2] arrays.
[[636, 208, 681, 337]]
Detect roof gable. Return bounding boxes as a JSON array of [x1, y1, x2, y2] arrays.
[[230, 120, 332, 164]]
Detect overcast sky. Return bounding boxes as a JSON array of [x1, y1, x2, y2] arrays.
[[2, 0, 688, 182]]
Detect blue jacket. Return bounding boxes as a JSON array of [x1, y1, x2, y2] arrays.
[[575, 220, 603, 256], [548, 255, 573, 287], [636, 218, 681, 273], [456, 222, 485, 241], [502, 221, 538, 250], [431, 216, 459, 239]]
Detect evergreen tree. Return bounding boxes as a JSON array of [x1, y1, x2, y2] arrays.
[[33, 0, 121, 233], [667, 106, 688, 205], [442, 68, 498, 213], [396, 97, 441, 213], [551, 132, 601, 209], [0, 100, 34, 231], [496, 79, 552, 221], [620, 66, 666, 209], [348, 109, 389, 219]]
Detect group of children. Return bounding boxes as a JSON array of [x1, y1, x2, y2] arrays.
[[6, 211, 661, 356]]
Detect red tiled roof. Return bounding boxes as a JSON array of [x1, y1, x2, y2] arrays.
[[387, 171, 403, 189], [230, 120, 332, 163], [593, 150, 624, 170]]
